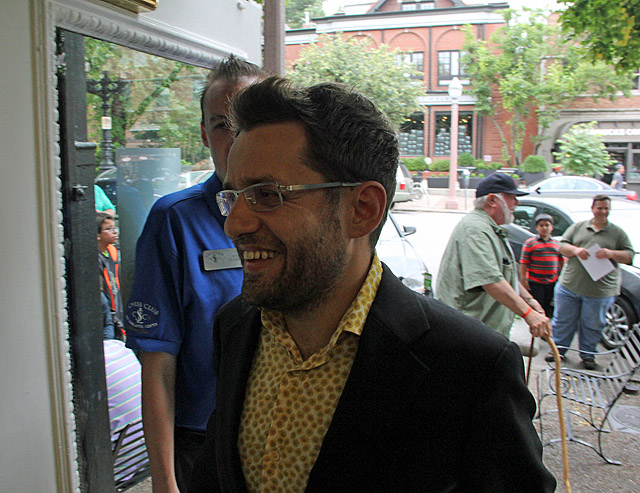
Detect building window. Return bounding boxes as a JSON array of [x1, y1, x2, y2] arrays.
[[631, 152, 640, 181], [633, 70, 640, 91], [399, 112, 424, 156], [401, 1, 434, 10], [433, 111, 473, 156], [438, 51, 467, 83], [395, 52, 424, 79]]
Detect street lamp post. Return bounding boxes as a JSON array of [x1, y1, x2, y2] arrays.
[[87, 71, 128, 171], [445, 76, 463, 210]]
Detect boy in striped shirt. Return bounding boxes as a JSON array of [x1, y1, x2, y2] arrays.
[[520, 214, 564, 318]]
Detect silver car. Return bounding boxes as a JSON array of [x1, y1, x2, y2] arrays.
[[392, 163, 414, 204], [377, 212, 431, 296], [528, 176, 637, 202]]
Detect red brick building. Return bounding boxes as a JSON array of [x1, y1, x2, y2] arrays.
[[285, 0, 640, 194], [286, 1, 517, 166]]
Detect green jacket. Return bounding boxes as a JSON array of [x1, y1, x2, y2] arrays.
[[437, 208, 517, 336]]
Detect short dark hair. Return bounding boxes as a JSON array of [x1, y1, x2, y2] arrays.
[[534, 213, 554, 225], [97, 212, 114, 233], [199, 54, 266, 123], [592, 194, 611, 207], [229, 76, 399, 248]]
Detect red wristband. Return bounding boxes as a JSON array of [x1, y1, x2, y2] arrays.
[[523, 306, 533, 318]]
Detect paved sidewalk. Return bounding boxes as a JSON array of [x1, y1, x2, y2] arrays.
[[511, 319, 640, 492], [392, 187, 475, 213]]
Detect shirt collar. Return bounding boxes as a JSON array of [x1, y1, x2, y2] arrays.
[[260, 253, 383, 355], [474, 208, 508, 238], [588, 219, 610, 231]]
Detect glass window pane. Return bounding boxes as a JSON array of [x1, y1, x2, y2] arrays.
[[513, 205, 537, 229], [438, 52, 451, 78], [434, 111, 473, 156], [631, 153, 640, 180], [399, 112, 424, 156], [86, 38, 212, 305], [451, 52, 459, 76]]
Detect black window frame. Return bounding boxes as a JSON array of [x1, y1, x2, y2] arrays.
[[437, 50, 467, 83], [395, 51, 424, 80]]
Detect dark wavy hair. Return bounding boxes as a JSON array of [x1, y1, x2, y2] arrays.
[[229, 76, 398, 248]]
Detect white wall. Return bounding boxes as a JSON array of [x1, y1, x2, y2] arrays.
[[0, 2, 60, 490], [0, 0, 261, 490]]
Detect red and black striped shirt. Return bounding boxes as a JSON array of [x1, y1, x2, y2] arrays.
[[520, 236, 562, 284]]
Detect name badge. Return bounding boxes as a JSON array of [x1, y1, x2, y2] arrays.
[[203, 249, 242, 271]]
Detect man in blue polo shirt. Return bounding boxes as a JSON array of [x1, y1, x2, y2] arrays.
[[125, 56, 264, 492]]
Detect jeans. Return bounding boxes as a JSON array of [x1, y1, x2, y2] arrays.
[[551, 283, 615, 360]]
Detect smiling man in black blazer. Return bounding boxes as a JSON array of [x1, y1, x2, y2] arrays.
[[190, 77, 555, 492]]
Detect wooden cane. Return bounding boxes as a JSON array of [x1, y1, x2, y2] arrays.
[[526, 335, 535, 385], [544, 336, 572, 493]]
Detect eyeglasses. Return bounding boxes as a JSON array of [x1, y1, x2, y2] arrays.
[[216, 181, 362, 216], [102, 227, 118, 232]]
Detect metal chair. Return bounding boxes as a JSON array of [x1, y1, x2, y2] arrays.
[[537, 323, 640, 465]]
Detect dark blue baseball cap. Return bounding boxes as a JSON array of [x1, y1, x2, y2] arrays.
[[476, 173, 529, 198]]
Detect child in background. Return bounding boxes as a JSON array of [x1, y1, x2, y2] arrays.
[[98, 212, 124, 339], [520, 213, 564, 318]]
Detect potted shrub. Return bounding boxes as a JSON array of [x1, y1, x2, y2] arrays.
[[401, 156, 428, 181], [428, 160, 450, 187], [458, 152, 477, 169], [475, 159, 502, 176], [521, 155, 549, 184]]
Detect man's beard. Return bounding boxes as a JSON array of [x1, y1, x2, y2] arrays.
[[495, 194, 513, 225], [240, 209, 348, 315]]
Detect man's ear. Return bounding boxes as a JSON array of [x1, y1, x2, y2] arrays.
[[201, 122, 209, 148], [346, 181, 387, 239]]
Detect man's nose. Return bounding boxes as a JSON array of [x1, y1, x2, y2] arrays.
[[224, 194, 261, 240]]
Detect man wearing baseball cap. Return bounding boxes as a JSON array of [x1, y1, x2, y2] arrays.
[[437, 173, 551, 339]]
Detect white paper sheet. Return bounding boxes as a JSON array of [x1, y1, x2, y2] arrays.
[[578, 243, 615, 282]]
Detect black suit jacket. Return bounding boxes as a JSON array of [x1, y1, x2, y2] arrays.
[[191, 265, 555, 492]]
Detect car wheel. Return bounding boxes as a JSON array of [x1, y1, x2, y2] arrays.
[[411, 187, 424, 201], [602, 297, 638, 349]]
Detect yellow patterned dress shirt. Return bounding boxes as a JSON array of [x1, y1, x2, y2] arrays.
[[237, 254, 383, 492]]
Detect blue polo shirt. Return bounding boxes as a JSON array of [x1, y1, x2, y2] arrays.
[[125, 173, 242, 431]]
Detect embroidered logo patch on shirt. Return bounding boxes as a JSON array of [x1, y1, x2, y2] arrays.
[[125, 301, 160, 334]]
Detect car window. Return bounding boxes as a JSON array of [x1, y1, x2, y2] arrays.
[[576, 180, 598, 191], [538, 206, 571, 236], [540, 178, 568, 191], [513, 205, 537, 229]]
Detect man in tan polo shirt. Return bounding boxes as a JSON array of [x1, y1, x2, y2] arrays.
[[190, 77, 555, 492]]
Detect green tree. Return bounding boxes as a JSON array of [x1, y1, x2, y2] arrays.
[[288, 34, 424, 125], [559, 0, 640, 73], [286, 0, 325, 29], [462, 8, 631, 167], [553, 122, 615, 176], [85, 38, 209, 168]]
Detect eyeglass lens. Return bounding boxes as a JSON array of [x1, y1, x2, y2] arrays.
[[217, 183, 284, 216]]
